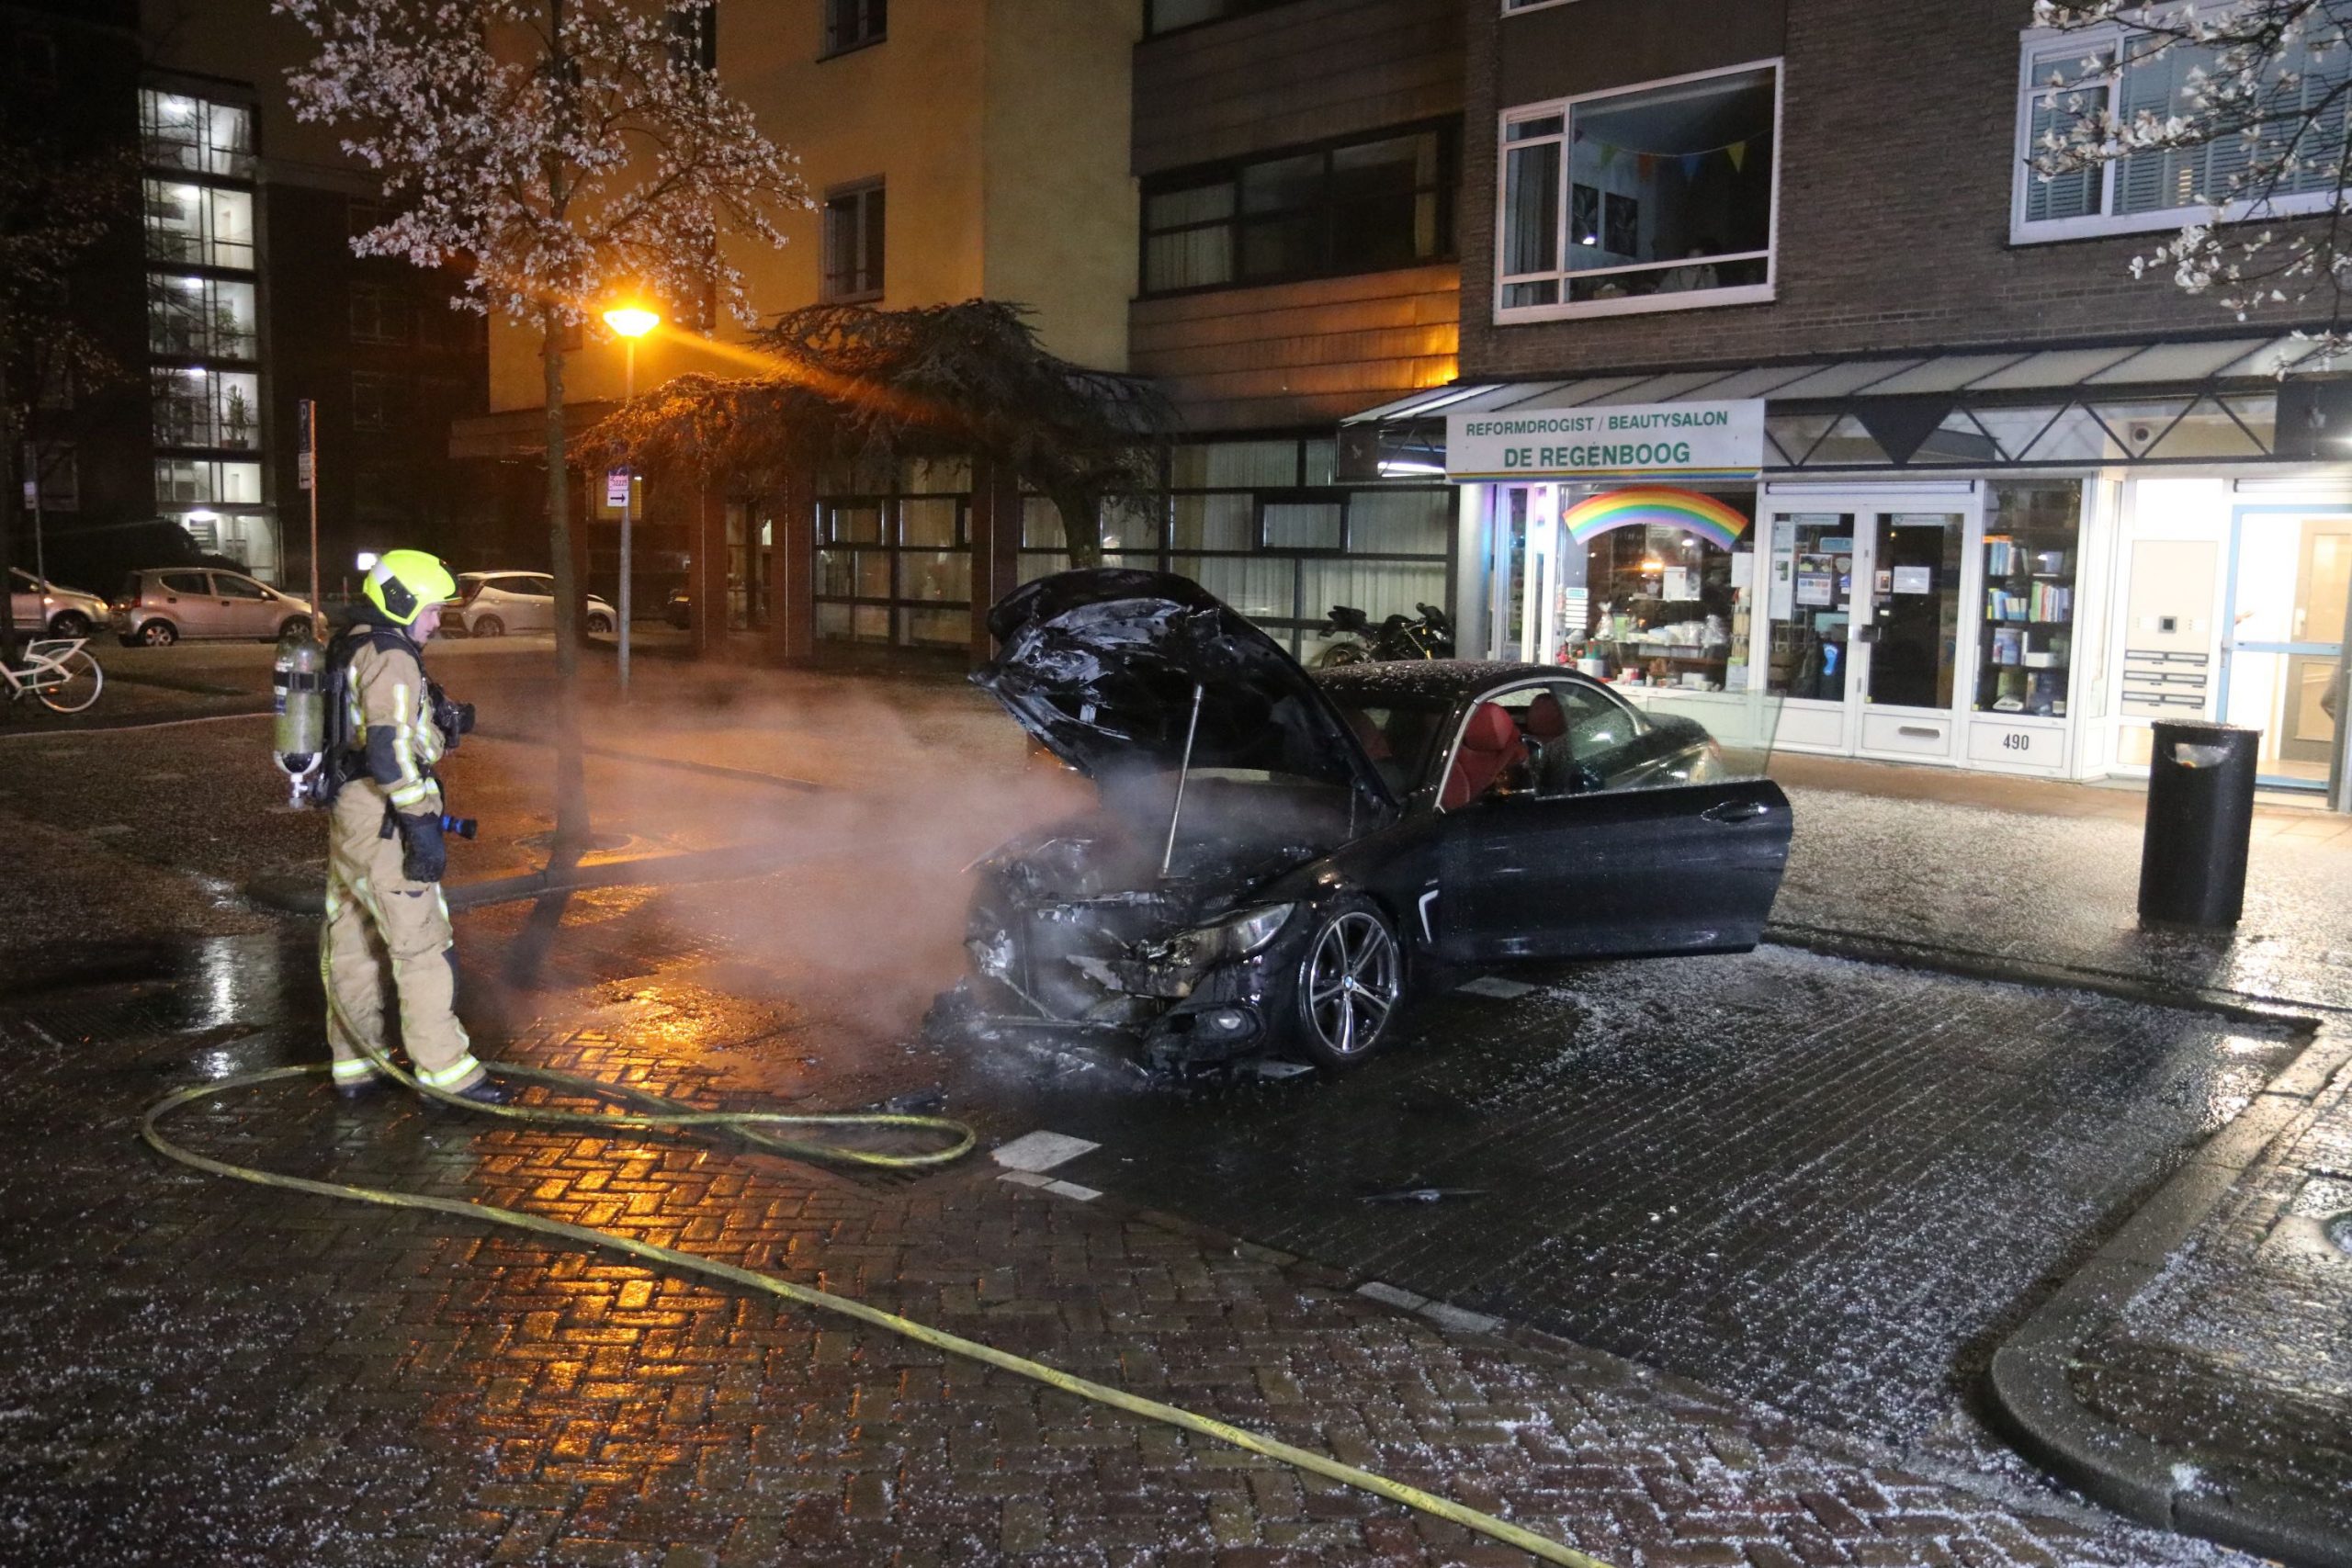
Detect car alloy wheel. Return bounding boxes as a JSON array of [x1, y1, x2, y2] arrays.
[[139, 620, 178, 646], [472, 615, 504, 637], [586, 613, 613, 634], [277, 615, 311, 640], [1295, 900, 1402, 1069], [49, 612, 91, 638]]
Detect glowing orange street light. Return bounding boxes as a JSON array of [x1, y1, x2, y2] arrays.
[[601, 304, 660, 688]]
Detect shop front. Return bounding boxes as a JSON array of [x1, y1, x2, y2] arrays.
[[1342, 336, 2352, 806]]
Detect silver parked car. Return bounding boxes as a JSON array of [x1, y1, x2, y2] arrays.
[[8, 569, 110, 638], [111, 568, 315, 646], [443, 571, 615, 637]]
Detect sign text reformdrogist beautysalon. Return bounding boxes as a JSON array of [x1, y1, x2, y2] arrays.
[[1446, 400, 1766, 482]]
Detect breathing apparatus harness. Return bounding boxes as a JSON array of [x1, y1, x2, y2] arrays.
[[274, 618, 475, 839]]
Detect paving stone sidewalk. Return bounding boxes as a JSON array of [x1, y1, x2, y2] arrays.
[[2, 930, 2244, 1568]]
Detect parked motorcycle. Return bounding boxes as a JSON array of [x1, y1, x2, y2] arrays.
[[1315, 602, 1454, 666]]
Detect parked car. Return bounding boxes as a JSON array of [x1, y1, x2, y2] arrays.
[[662, 586, 692, 629], [110, 568, 314, 646], [442, 571, 615, 637], [7, 568, 110, 639], [934, 570, 1793, 1074]]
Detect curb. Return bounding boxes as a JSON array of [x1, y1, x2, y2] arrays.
[[243, 840, 822, 916], [1984, 1024, 2352, 1568]]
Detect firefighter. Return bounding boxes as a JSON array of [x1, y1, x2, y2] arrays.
[[322, 549, 505, 1104]]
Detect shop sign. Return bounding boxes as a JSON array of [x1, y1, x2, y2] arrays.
[[1446, 400, 1766, 481]]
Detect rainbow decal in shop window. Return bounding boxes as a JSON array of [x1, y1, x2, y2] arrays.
[[1561, 488, 1749, 552]]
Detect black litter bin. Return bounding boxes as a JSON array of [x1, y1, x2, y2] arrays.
[[2139, 720, 2260, 927]]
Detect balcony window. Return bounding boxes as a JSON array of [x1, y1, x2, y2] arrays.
[[821, 181, 885, 301], [144, 180, 254, 270], [154, 457, 263, 506], [147, 274, 257, 359], [1498, 62, 1779, 321], [2013, 19, 2351, 242], [151, 367, 261, 449], [1142, 125, 1454, 295], [141, 90, 254, 179]]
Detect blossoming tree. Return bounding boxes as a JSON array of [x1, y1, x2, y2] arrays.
[[2031, 1, 2352, 359], [274, 0, 807, 857]]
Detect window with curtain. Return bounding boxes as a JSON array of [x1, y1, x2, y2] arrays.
[[1498, 64, 1778, 319], [2014, 20, 2350, 240]]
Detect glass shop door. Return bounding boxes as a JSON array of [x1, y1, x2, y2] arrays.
[[2224, 510, 2350, 790], [1762, 503, 1974, 760]]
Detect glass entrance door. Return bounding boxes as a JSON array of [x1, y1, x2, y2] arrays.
[[1762, 502, 1975, 760], [1763, 510, 1860, 751], [2225, 511, 2350, 788]]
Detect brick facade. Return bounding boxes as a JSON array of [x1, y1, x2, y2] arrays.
[[1458, 0, 2324, 382]]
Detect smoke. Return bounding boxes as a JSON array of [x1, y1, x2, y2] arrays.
[[452, 665, 1096, 1039]]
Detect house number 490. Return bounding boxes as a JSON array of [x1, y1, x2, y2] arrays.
[[2001, 732, 2032, 751]]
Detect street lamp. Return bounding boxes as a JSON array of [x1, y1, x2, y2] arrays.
[[602, 303, 660, 690]]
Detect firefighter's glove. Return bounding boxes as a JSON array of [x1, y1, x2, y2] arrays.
[[395, 812, 447, 884], [428, 683, 475, 752]]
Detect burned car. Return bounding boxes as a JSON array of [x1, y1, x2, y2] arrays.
[[943, 570, 1793, 1072]]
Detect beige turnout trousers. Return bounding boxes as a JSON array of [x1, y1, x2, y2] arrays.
[[322, 785, 481, 1090], [322, 633, 479, 1092]]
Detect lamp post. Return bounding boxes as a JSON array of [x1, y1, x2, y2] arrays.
[[602, 304, 660, 690]]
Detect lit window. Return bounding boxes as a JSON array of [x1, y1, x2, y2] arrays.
[[140, 90, 254, 178], [1497, 62, 1779, 321], [821, 182, 885, 302], [2012, 20, 2351, 242]]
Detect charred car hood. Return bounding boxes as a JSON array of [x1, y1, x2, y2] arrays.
[[975, 569, 1396, 810]]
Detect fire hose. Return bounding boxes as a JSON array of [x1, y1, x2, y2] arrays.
[[141, 996, 1613, 1568]]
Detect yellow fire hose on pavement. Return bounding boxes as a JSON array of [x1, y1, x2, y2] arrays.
[[141, 1027, 1613, 1568]]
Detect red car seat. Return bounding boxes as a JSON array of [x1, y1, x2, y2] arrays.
[[1526, 692, 1567, 742], [1441, 703, 1526, 809]]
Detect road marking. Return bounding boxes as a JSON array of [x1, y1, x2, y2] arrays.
[[990, 1130, 1100, 1172], [995, 1172, 1104, 1202]]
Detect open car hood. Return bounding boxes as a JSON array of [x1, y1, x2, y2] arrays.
[[976, 569, 1396, 810]]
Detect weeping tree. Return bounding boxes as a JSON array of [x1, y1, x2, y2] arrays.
[[2030, 1, 2352, 357], [276, 0, 808, 862], [583, 300, 1176, 568]]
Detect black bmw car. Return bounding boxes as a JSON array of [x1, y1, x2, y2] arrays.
[[944, 570, 1793, 1072]]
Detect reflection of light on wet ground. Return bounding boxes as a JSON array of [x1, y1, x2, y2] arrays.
[[196, 943, 240, 1029]]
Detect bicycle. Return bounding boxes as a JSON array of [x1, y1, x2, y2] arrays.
[[2, 637, 106, 714]]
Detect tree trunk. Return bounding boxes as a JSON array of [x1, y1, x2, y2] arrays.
[[542, 309, 592, 867], [1050, 485, 1103, 570]]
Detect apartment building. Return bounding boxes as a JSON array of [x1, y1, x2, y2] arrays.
[[454, 0, 1469, 665], [1, 0, 486, 599], [1340, 0, 2351, 797]]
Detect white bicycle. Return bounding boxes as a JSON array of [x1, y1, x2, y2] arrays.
[[2, 637, 105, 715]]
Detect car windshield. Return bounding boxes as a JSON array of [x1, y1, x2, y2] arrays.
[[1323, 695, 1451, 796]]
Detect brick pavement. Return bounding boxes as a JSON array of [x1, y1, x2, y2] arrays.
[[2, 931, 2245, 1567]]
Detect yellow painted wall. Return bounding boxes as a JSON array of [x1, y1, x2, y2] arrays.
[[490, 0, 1136, 415], [982, 0, 1140, 371]]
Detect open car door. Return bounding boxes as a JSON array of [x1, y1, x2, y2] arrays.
[[1430, 682, 1792, 963]]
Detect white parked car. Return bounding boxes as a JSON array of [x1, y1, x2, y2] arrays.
[[110, 568, 314, 645], [443, 571, 615, 637], [7, 568, 110, 639]]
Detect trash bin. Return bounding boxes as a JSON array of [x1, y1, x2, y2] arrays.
[[2139, 720, 2260, 927]]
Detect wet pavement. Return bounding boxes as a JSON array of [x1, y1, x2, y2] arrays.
[[0, 924, 2255, 1567], [5, 653, 2350, 1564]]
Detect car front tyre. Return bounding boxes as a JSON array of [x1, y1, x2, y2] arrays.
[[48, 611, 92, 638], [586, 612, 613, 634], [471, 614, 503, 637], [1288, 896, 1405, 1071], [276, 615, 312, 640], [137, 620, 178, 647]]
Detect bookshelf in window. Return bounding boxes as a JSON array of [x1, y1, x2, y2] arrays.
[[1976, 527, 2075, 717]]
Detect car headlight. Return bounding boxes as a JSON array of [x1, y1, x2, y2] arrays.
[[1149, 903, 1295, 970]]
